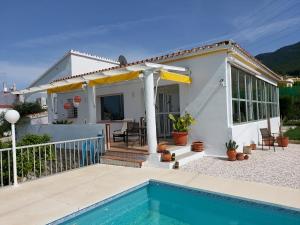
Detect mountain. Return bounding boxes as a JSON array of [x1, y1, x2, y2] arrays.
[[256, 41, 300, 76]]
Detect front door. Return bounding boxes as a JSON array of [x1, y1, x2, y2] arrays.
[[155, 84, 180, 138]]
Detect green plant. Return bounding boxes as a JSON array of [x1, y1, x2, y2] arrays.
[[168, 112, 195, 132], [225, 140, 239, 151], [284, 126, 300, 140]]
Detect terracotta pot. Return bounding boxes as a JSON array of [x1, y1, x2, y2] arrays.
[[277, 136, 289, 147], [161, 153, 172, 162], [157, 143, 167, 153], [172, 131, 188, 146], [250, 143, 256, 150], [227, 149, 237, 161], [263, 138, 275, 146], [192, 141, 204, 152], [244, 155, 249, 160], [236, 153, 244, 160]]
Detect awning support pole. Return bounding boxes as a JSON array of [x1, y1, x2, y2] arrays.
[[143, 71, 157, 154], [87, 86, 97, 123]]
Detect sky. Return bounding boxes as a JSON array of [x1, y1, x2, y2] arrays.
[[0, 0, 299, 89]]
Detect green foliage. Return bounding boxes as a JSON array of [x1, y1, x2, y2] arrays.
[[284, 127, 300, 140], [256, 41, 300, 76], [52, 120, 73, 124], [0, 134, 53, 185], [168, 112, 195, 132], [279, 95, 300, 120], [225, 140, 239, 151], [13, 102, 46, 118], [283, 120, 300, 126], [0, 112, 11, 137]]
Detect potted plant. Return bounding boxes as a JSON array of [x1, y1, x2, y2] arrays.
[[161, 150, 172, 162], [276, 118, 289, 147], [225, 140, 238, 161], [157, 142, 168, 153], [168, 112, 195, 146], [192, 141, 204, 152]]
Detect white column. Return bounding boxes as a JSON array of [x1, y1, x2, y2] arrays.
[[143, 71, 157, 154], [87, 86, 97, 124], [47, 93, 53, 124], [11, 123, 18, 186]]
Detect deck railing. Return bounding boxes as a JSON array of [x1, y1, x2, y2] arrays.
[[0, 136, 105, 188]]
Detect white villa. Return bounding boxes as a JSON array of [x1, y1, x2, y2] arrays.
[[15, 40, 282, 159]]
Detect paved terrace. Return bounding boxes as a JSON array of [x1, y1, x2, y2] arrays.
[[182, 144, 300, 189], [0, 164, 300, 225]]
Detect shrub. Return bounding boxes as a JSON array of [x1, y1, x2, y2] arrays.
[[168, 112, 195, 132]]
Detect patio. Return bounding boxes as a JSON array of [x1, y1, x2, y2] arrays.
[[0, 164, 299, 225], [182, 144, 300, 189]]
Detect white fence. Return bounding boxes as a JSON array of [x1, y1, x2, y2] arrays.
[[0, 136, 105, 187]]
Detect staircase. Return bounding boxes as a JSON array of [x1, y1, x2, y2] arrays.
[[100, 142, 204, 169], [155, 144, 205, 169], [100, 145, 149, 168]]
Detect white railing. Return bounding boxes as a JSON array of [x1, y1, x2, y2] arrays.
[[0, 136, 105, 187]]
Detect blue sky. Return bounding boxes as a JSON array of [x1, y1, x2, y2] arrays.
[[0, 0, 299, 89]]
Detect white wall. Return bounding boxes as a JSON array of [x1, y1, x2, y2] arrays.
[[166, 52, 230, 156], [231, 117, 280, 152], [56, 90, 89, 124], [71, 55, 118, 74]]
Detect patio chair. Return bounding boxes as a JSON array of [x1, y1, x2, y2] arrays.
[[125, 121, 140, 146], [112, 122, 127, 142], [260, 128, 276, 152]]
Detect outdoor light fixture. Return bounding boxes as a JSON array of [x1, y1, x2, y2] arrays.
[[219, 78, 226, 87], [4, 110, 20, 187]]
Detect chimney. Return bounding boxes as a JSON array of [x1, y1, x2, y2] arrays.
[[3, 82, 8, 93]]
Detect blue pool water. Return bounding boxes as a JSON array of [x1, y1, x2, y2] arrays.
[[51, 180, 300, 225]]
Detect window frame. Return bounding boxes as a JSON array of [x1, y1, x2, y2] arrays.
[[231, 66, 279, 125]]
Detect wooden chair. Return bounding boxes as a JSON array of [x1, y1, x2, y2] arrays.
[[125, 122, 140, 146], [112, 122, 127, 142], [260, 128, 276, 151]]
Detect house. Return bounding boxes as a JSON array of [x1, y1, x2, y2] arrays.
[[25, 49, 120, 108], [14, 40, 281, 157], [0, 83, 19, 114]]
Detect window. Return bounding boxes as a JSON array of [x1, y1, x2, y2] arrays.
[[66, 99, 78, 118], [231, 66, 279, 124], [101, 94, 124, 120]]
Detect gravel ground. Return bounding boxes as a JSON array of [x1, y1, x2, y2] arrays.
[[181, 144, 300, 189]]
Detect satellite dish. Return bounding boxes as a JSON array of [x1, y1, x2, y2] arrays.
[[118, 55, 127, 66]]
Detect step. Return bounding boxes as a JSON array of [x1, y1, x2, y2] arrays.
[[100, 155, 144, 168], [108, 148, 149, 155], [168, 145, 192, 156], [110, 145, 148, 153], [156, 151, 205, 169], [104, 151, 148, 161]]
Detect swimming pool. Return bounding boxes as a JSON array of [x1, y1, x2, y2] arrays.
[[50, 180, 300, 225]]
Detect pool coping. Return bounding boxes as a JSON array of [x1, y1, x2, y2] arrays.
[[48, 179, 300, 224], [0, 164, 299, 225]]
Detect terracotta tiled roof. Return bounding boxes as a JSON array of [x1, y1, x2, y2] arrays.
[[0, 104, 13, 109], [52, 40, 279, 83]]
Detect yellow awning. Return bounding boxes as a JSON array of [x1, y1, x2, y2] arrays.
[[88, 71, 141, 87], [47, 82, 83, 94], [160, 70, 192, 84]]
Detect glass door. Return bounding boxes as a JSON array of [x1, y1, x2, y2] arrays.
[[155, 85, 180, 138]]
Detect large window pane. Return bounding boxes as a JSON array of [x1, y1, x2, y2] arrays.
[[258, 80, 262, 101], [232, 100, 240, 123], [231, 67, 239, 99], [239, 72, 246, 99], [253, 102, 258, 120], [252, 77, 257, 100], [246, 75, 251, 100], [247, 102, 252, 121], [101, 95, 124, 120], [240, 101, 247, 122]]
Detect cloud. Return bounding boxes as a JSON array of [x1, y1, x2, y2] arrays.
[[14, 16, 172, 48], [0, 61, 45, 89], [231, 16, 300, 42]]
